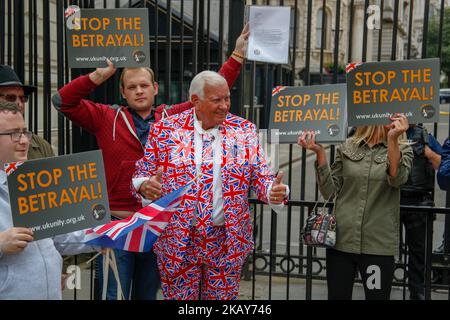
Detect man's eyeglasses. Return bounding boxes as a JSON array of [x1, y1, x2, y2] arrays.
[[0, 94, 29, 103], [0, 131, 32, 142]]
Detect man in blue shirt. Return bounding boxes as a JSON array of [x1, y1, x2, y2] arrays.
[[400, 124, 441, 300], [437, 137, 449, 190], [0, 102, 96, 299]]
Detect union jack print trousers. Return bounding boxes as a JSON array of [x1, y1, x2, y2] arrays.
[[158, 226, 243, 300]]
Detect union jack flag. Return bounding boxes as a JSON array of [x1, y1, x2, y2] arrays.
[[4, 161, 24, 176], [64, 5, 79, 18], [272, 86, 286, 96], [345, 62, 364, 74], [85, 181, 194, 252]]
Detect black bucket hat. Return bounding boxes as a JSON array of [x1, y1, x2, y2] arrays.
[[0, 65, 36, 94]]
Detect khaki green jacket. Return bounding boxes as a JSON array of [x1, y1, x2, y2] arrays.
[[316, 139, 413, 256], [27, 133, 55, 160]]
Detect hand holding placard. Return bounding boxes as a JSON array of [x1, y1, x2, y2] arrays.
[[89, 59, 116, 85], [232, 24, 250, 63], [297, 131, 325, 154], [0, 227, 34, 254], [297, 131, 327, 166], [387, 113, 409, 141]]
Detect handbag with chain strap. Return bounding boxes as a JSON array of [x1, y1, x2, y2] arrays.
[[301, 194, 336, 248]]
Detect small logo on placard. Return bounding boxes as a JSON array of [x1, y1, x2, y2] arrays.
[[327, 124, 340, 137], [91, 204, 106, 220], [254, 49, 261, 56], [132, 50, 146, 63], [420, 104, 435, 119]]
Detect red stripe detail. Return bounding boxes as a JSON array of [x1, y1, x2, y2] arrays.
[[109, 217, 137, 239], [127, 227, 144, 252], [94, 218, 126, 234], [149, 225, 163, 234], [138, 206, 160, 218]]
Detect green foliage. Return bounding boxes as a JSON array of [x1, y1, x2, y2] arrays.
[[427, 7, 450, 87], [324, 62, 345, 74]]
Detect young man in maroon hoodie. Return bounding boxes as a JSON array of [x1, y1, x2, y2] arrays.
[[52, 26, 249, 300]]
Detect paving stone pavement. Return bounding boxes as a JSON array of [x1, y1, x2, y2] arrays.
[[62, 265, 448, 300]]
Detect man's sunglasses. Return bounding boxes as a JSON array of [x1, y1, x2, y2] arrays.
[[0, 94, 29, 103]]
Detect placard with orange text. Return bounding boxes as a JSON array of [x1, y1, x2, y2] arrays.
[[65, 7, 150, 68], [346, 58, 440, 126], [6, 150, 110, 240], [268, 84, 347, 144]]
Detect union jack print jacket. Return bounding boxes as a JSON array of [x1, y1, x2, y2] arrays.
[[133, 109, 276, 274]]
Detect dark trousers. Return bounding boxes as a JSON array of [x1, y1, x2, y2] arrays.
[[95, 216, 161, 300], [326, 249, 395, 300], [95, 249, 160, 300], [400, 193, 433, 297]]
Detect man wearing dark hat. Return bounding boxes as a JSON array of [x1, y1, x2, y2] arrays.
[[0, 64, 54, 160]]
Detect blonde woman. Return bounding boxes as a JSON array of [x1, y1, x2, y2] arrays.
[[298, 114, 413, 300]]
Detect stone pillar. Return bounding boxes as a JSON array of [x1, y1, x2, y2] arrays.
[[351, 0, 373, 62]]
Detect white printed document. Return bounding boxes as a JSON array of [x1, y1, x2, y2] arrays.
[[246, 6, 291, 64]]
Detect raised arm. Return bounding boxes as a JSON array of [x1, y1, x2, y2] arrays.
[[52, 60, 117, 133], [298, 131, 342, 199], [386, 115, 408, 177]]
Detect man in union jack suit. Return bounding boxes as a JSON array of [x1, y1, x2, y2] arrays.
[[132, 70, 289, 300]]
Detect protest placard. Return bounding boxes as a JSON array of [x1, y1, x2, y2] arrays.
[[65, 6, 150, 68], [346, 58, 440, 126], [6, 150, 110, 240], [269, 84, 347, 144], [246, 5, 291, 64]]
